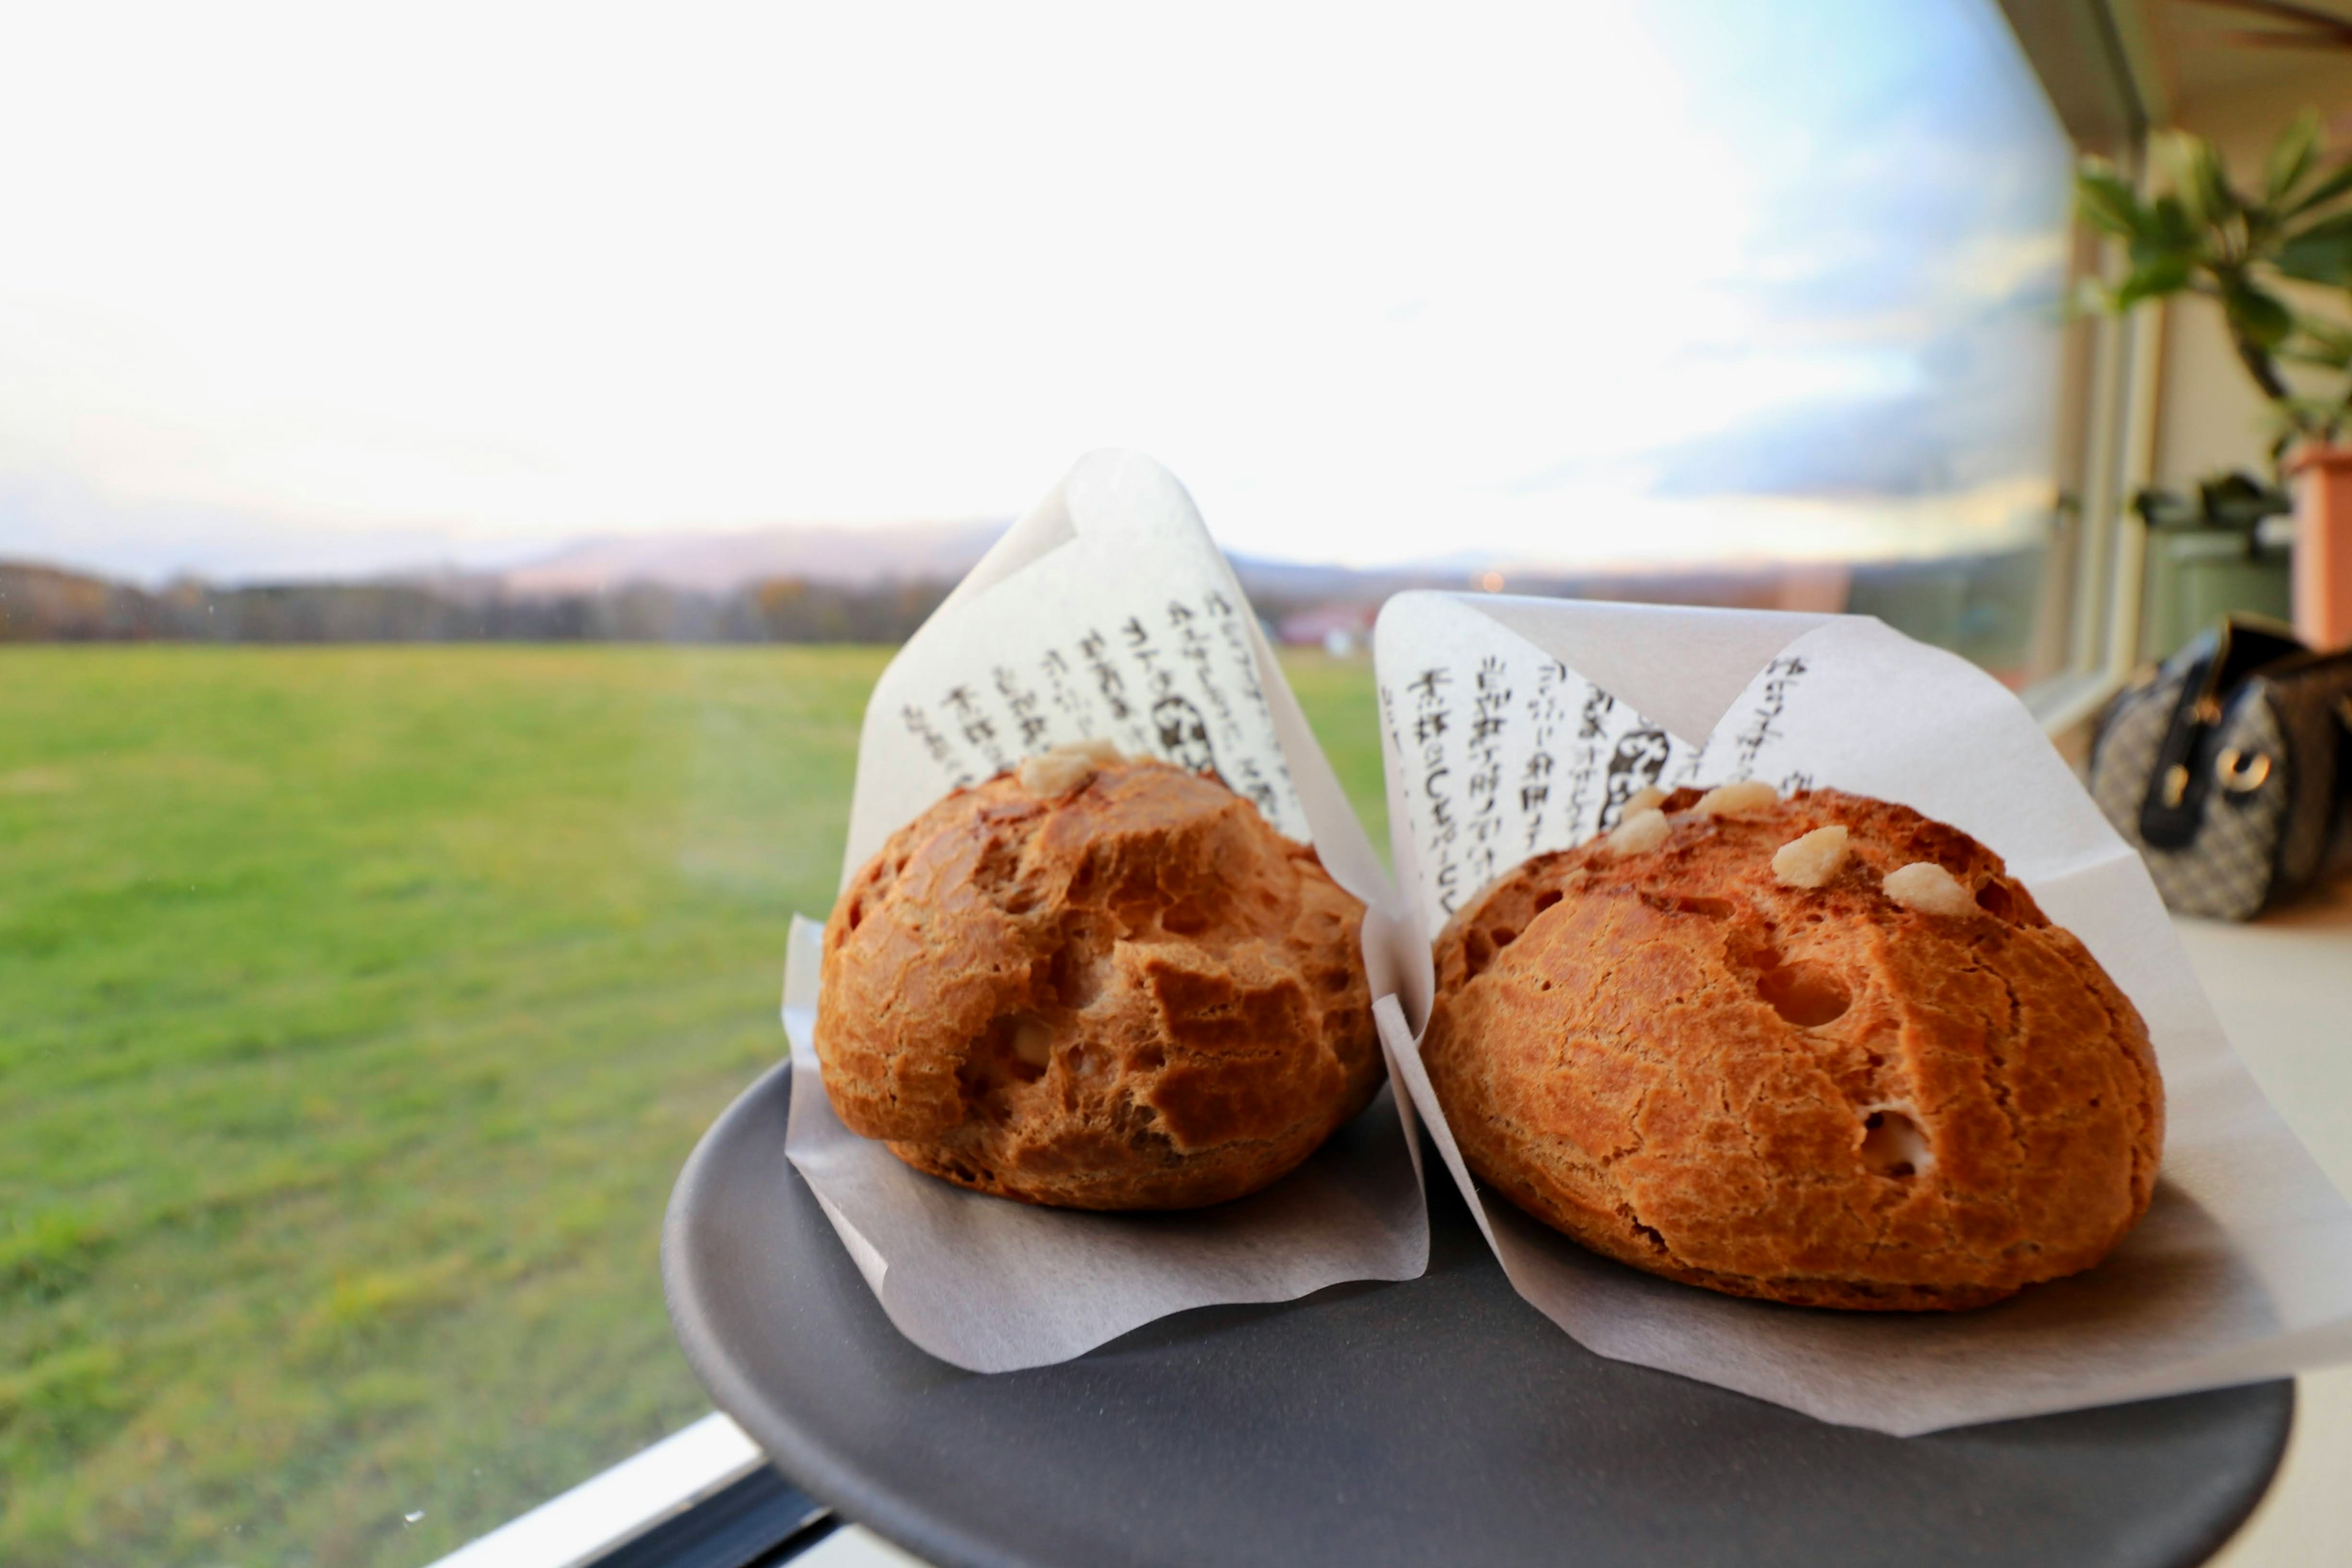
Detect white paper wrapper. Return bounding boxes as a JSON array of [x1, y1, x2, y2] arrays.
[[1371, 590, 2352, 1433], [782, 450, 1427, 1373]]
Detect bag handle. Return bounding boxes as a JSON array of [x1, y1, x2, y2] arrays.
[[2138, 618, 2304, 850]]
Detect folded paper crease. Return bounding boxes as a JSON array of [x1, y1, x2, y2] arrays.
[[783, 450, 1427, 1374], [1371, 588, 2352, 1433]]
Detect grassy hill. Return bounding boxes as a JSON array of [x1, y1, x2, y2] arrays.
[[0, 645, 1387, 1567]]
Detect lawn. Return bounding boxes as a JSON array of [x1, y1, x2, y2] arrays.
[[0, 644, 1387, 1568]]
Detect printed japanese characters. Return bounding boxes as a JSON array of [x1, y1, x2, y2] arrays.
[[899, 594, 1297, 839], [1381, 636, 1815, 924]]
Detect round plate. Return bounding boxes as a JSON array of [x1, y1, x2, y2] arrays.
[[664, 1065, 2292, 1568]]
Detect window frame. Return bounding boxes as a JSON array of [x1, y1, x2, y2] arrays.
[[2001, 0, 2167, 741]]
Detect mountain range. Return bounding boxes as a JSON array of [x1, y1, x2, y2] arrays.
[[492, 520, 1012, 595], [480, 519, 1514, 606]]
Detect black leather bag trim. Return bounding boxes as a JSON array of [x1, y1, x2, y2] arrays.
[[2136, 618, 2305, 852]]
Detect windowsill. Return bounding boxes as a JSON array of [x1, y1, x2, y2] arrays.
[[426, 1413, 763, 1568], [2183, 876, 2352, 1567]]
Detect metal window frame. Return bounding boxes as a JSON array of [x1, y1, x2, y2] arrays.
[[2000, 0, 2170, 740], [421, 1414, 744, 1567]]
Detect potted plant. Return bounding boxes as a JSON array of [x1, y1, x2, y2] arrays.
[[2076, 110, 2352, 647]]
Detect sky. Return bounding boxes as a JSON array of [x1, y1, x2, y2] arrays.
[[0, 0, 2073, 583]]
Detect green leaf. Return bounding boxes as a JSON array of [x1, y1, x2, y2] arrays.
[[2280, 315, 2352, 371], [2114, 251, 2195, 309], [2160, 131, 2240, 227], [2127, 231, 2198, 276], [2075, 162, 2145, 238], [2275, 210, 2352, 286], [2295, 315, 2352, 350], [2266, 109, 2322, 203], [2284, 157, 2352, 219], [2149, 193, 2199, 252], [2280, 344, 2352, 371], [2224, 277, 2294, 349], [2272, 395, 2351, 442]]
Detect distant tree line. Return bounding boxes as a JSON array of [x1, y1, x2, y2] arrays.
[[0, 562, 956, 644], [2, 546, 2052, 677]]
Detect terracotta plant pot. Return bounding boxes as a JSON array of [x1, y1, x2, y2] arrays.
[[2290, 445, 2352, 650]]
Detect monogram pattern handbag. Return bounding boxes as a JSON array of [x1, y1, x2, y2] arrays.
[[2089, 617, 2352, 921]]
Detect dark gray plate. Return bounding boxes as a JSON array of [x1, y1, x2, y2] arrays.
[[664, 1065, 2292, 1568]]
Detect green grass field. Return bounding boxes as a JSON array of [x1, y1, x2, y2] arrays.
[[0, 644, 1387, 1568]]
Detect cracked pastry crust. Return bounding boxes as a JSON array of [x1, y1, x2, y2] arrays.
[[816, 758, 1381, 1210], [1424, 787, 2164, 1311]]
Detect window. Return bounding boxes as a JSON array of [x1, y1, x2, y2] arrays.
[[1, 4, 2131, 1564]]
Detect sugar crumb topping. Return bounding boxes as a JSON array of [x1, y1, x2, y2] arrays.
[[1693, 779, 1778, 818], [1772, 824, 1850, 889], [1623, 785, 1668, 816], [1017, 740, 1123, 797], [1605, 808, 1671, 856], [1883, 861, 1976, 917]]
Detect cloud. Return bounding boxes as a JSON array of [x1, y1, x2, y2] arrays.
[[0, 0, 2074, 577]]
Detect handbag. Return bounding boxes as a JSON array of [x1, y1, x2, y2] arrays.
[[2089, 616, 2352, 920]]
